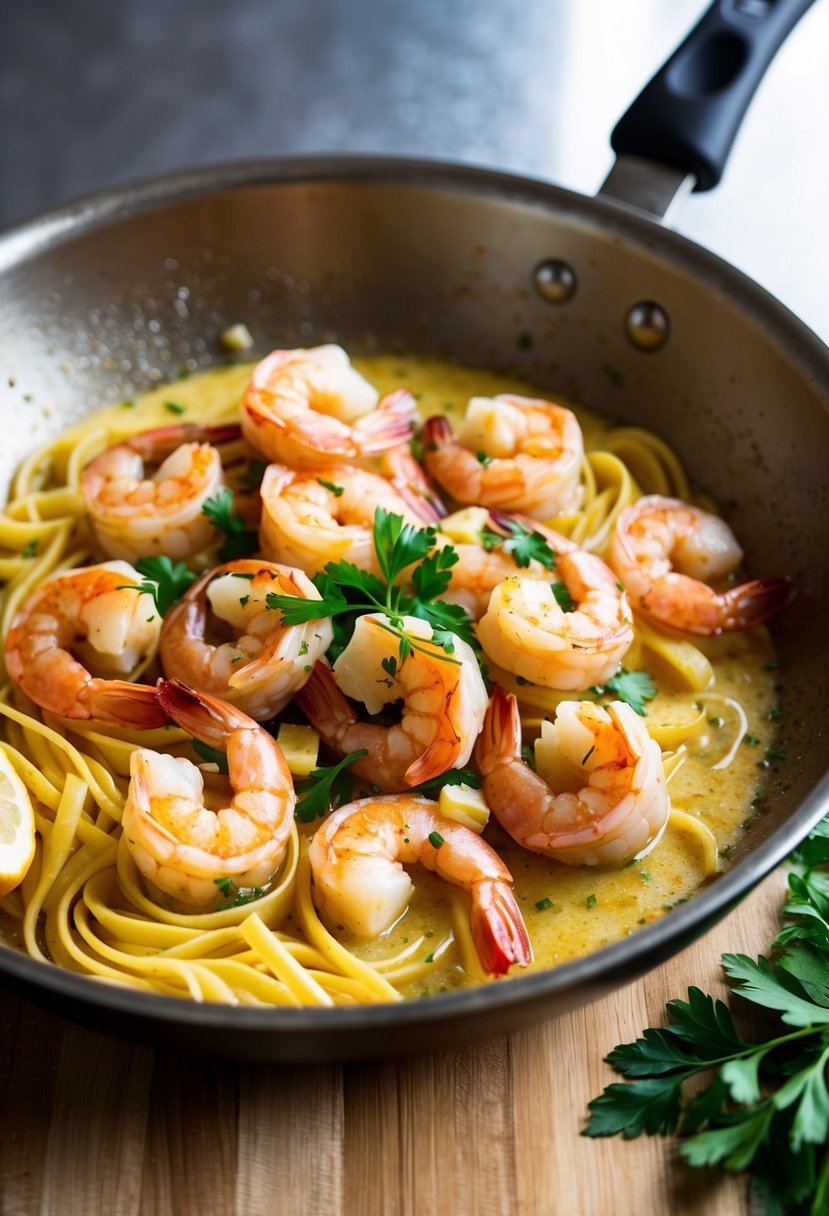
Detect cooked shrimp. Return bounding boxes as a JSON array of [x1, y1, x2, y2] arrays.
[[122, 679, 295, 908], [4, 561, 166, 727], [437, 510, 556, 620], [295, 614, 489, 790], [80, 422, 241, 563], [259, 462, 429, 577], [607, 495, 794, 635], [477, 685, 669, 867], [241, 344, 415, 467], [476, 526, 634, 690], [422, 394, 584, 519], [309, 794, 532, 976], [159, 559, 333, 720]]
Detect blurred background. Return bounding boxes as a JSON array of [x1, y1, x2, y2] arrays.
[[2, 0, 827, 338]]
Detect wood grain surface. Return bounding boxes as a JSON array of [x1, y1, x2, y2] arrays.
[[0, 870, 786, 1216]]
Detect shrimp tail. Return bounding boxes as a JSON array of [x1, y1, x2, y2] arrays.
[[127, 422, 242, 459], [475, 684, 521, 776], [470, 880, 533, 976], [354, 389, 416, 454], [719, 575, 794, 632], [421, 415, 454, 453], [294, 662, 358, 744], [154, 678, 255, 746], [384, 445, 447, 523], [86, 680, 169, 729], [403, 730, 463, 787]]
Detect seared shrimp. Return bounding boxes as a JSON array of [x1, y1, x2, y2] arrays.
[[80, 422, 241, 562], [477, 686, 669, 867], [309, 794, 532, 976], [607, 495, 794, 635], [477, 527, 633, 691], [122, 679, 296, 908], [159, 559, 333, 720], [422, 394, 583, 519], [4, 561, 165, 727], [259, 462, 428, 578], [241, 345, 415, 468], [296, 614, 489, 790]]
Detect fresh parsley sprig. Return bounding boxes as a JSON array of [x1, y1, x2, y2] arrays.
[[584, 814, 829, 1215], [265, 507, 478, 660], [119, 556, 197, 617], [202, 487, 258, 560], [213, 876, 264, 910], [479, 517, 556, 570], [294, 749, 368, 822], [591, 668, 658, 717]]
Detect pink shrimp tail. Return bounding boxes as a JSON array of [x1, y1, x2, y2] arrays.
[[354, 389, 416, 454], [718, 576, 794, 632], [154, 678, 255, 747], [421, 415, 454, 453], [470, 880, 532, 976], [86, 680, 169, 729], [475, 685, 521, 777], [294, 662, 358, 743], [127, 422, 242, 459]]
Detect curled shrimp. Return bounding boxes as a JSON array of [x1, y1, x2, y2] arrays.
[[476, 526, 633, 691], [295, 614, 489, 790], [80, 422, 241, 562], [259, 462, 430, 578], [240, 344, 415, 468], [607, 495, 794, 635], [477, 685, 669, 867], [380, 443, 446, 523], [159, 559, 333, 721], [422, 394, 584, 520], [4, 561, 166, 727], [122, 679, 296, 908], [309, 794, 532, 976]]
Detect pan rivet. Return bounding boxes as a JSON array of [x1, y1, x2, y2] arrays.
[[533, 259, 576, 303], [625, 302, 670, 351]]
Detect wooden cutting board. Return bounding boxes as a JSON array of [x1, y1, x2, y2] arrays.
[[0, 869, 786, 1216]]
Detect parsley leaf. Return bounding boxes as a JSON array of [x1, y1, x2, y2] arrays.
[[192, 739, 229, 773], [479, 518, 556, 570], [591, 668, 658, 717], [294, 749, 368, 822], [202, 487, 258, 560], [133, 556, 197, 616], [316, 478, 344, 497], [410, 768, 482, 797], [584, 811, 829, 1214], [213, 876, 265, 909], [551, 580, 575, 613]]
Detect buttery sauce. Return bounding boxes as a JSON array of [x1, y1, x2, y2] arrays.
[[32, 354, 778, 996]]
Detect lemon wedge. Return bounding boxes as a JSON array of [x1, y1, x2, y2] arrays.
[[0, 750, 36, 899]]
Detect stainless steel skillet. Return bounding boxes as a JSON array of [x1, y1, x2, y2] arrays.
[[0, 0, 826, 1062]]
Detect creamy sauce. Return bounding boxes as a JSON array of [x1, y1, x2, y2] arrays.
[[7, 354, 780, 996]]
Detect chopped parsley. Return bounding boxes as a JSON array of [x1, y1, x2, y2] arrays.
[[586, 894, 597, 910], [294, 749, 368, 822], [202, 487, 258, 560], [428, 831, 445, 849], [316, 478, 344, 497], [213, 876, 264, 909], [21, 539, 38, 558], [535, 897, 554, 912], [164, 400, 187, 415], [118, 555, 197, 616], [479, 516, 556, 570], [591, 668, 658, 717], [551, 580, 575, 613]]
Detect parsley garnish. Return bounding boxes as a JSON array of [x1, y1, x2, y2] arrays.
[[21, 539, 38, 558], [410, 768, 482, 797], [475, 451, 494, 467], [428, 831, 445, 849], [294, 749, 368, 822], [586, 894, 597, 909], [164, 400, 187, 415], [316, 478, 345, 497], [535, 897, 554, 912], [591, 668, 658, 717], [584, 813, 829, 1213], [202, 487, 258, 560], [213, 876, 264, 909], [265, 508, 478, 661], [479, 517, 556, 570], [551, 580, 575, 613], [118, 556, 197, 616]]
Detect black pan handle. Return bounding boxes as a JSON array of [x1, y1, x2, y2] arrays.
[[610, 0, 816, 192]]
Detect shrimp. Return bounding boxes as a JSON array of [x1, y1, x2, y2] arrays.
[[4, 561, 166, 727], [240, 344, 415, 468], [422, 394, 584, 520], [295, 614, 489, 790], [80, 422, 241, 563], [436, 510, 557, 620], [259, 462, 429, 578], [606, 495, 794, 635], [477, 685, 669, 867], [476, 526, 634, 691], [159, 559, 333, 720], [122, 679, 295, 908], [380, 443, 446, 523], [309, 794, 532, 976]]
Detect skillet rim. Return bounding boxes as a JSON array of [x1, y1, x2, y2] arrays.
[[1, 153, 828, 1048]]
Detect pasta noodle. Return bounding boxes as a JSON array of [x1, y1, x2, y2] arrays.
[[0, 355, 783, 1006]]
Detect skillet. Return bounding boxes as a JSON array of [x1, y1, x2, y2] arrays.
[[0, 0, 827, 1061]]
